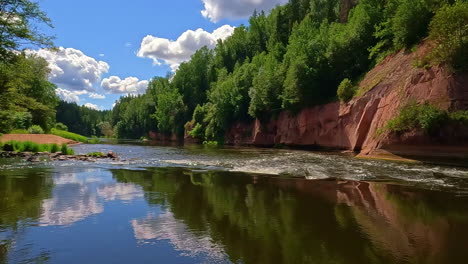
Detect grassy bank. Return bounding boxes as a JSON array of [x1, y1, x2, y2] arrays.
[[0, 140, 74, 155], [50, 129, 88, 142]]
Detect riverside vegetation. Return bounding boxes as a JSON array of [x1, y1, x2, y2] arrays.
[[1, 0, 467, 145], [100, 0, 468, 142]]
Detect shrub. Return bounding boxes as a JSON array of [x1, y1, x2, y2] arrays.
[[428, 2, 468, 71], [448, 111, 468, 124], [55, 123, 68, 131], [337, 78, 357, 103], [188, 123, 205, 140], [385, 102, 448, 135], [202, 141, 219, 146], [50, 143, 60, 153], [87, 136, 100, 144], [61, 144, 74, 155], [28, 125, 44, 134]]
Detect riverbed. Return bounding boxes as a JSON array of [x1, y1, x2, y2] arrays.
[[1, 142, 468, 263]]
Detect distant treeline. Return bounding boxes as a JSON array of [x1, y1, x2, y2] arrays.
[[110, 0, 467, 140], [56, 101, 113, 137]]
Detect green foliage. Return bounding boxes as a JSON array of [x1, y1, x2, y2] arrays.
[[188, 123, 205, 140], [109, 0, 463, 142], [0, 54, 59, 133], [337, 78, 357, 102], [0, 141, 63, 153], [385, 102, 448, 134], [56, 101, 112, 137], [392, 0, 432, 49], [97, 121, 113, 138], [87, 136, 100, 144], [0, 0, 54, 60], [428, 1, 468, 71], [51, 128, 88, 143], [202, 141, 219, 146], [55, 122, 68, 131], [150, 78, 186, 137], [28, 125, 44, 134], [10, 129, 29, 134], [249, 53, 284, 118], [448, 110, 468, 124], [87, 152, 105, 157], [50, 143, 60, 153], [61, 144, 74, 155]]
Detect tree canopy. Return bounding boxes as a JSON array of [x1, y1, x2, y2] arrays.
[[109, 0, 466, 141]]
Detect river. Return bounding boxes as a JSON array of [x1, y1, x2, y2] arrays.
[[1, 142, 468, 263]]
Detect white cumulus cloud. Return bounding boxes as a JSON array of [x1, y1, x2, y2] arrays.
[[55, 88, 88, 103], [84, 103, 100, 110], [34, 47, 110, 92], [101, 76, 149, 95], [89, 93, 106, 99], [201, 0, 287, 22], [137, 25, 235, 70]]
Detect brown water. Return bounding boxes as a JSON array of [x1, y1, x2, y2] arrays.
[[1, 143, 468, 263]]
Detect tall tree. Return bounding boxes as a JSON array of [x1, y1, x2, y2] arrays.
[[0, 0, 54, 60]]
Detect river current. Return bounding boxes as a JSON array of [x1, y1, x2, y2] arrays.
[[1, 142, 468, 263]]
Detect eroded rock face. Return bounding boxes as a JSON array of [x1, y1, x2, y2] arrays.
[[224, 44, 468, 158]]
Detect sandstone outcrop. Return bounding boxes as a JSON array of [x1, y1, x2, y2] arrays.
[[224, 44, 468, 159]]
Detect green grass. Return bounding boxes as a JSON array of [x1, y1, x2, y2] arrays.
[[87, 152, 105, 157], [51, 128, 88, 143], [9, 129, 29, 134], [0, 140, 73, 154], [61, 143, 75, 155]]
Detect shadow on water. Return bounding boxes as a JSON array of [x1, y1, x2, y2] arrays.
[[0, 168, 53, 264], [113, 167, 468, 264]]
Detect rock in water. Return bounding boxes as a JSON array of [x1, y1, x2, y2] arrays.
[[107, 151, 118, 159]]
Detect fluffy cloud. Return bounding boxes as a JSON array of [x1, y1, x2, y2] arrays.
[[55, 88, 87, 103], [89, 93, 106, 99], [137, 25, 235, 70], [84, 103, 100, 110], [101, 76, 149, 95], [201, 0, 288, 22], [34, 47, 110, 92]]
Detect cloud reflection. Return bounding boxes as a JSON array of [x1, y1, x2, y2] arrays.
[[97, 183, 144, 201], [131, 212, 227, 260]]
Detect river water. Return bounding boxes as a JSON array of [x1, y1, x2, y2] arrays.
[[1, 142, 468, 263]]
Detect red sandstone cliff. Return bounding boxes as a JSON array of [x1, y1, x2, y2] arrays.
[[224, 43, 468, 159]]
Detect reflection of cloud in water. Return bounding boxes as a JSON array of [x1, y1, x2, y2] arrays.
[[97, 183, 144, 201], [131, 212, 227, 261], [39, 173, 103, 226]]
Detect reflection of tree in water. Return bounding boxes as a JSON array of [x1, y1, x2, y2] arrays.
[[113, 168, 468, 264], [0, 168, 53, 264]]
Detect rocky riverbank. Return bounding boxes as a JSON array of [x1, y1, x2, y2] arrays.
[[0, 151, 118, 162], [219, 43, 468, 161]]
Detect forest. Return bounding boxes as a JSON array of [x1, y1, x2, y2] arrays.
[[109, 0, 468, 140], [0, 0, 467, 140]]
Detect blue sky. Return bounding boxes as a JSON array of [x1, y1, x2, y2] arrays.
[[34, 0, 287, 110]]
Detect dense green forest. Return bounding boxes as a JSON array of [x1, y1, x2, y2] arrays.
[[0, 0, 57, 133], [1, 0, 466, 140], [56, 101, 112, 137], [109, 0, 468, 140]]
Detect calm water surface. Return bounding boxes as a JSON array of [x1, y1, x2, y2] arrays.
[[1, 143, 468, 263]]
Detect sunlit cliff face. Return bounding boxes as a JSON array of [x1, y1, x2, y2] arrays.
[[335, 181, 455, 263]]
